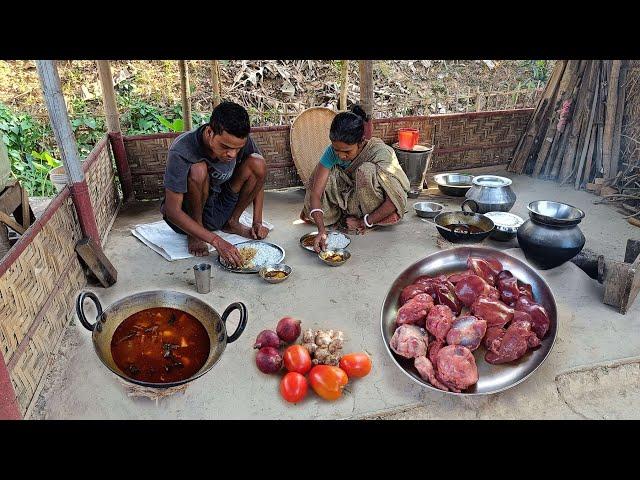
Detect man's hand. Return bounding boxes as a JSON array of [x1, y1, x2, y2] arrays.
[[251, 222, 269, 240], [212, 236, 243, 267], [313, 232, 328, 253]]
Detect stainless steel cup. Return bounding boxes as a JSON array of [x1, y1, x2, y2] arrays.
[[193, 263, 212, 294]]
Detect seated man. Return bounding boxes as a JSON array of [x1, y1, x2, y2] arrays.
[[161, 101, 268, 267], [301, 105, 410, 252]]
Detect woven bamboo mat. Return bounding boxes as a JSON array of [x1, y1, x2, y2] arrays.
[[290, 107, 336, 186]]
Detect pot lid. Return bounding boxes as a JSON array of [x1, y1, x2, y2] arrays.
[[472, 175, 513, 187], [483, 211, 524, 232]]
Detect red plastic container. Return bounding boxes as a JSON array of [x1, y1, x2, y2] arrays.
[[397, 128, 419, 150]]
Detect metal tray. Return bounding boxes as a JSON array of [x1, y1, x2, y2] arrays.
[[299, 231, 351, 253], [380, 246, 557, 396], [217, 240, 285, 274]]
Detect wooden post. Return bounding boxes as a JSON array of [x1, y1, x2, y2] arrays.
[[210, 60, 222, 108], [179, 60, 193, 131], [339, 60, 349, 111], [96, 60, 134, 202], [359, 60, 374, 139], [36, 60, 101, 243]]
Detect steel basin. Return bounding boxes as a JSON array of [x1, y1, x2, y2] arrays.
[[380, 246, 558, 395]]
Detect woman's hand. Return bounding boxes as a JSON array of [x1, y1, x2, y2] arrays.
[[313, 232, 328, 253], [346, 216, 367, 235]]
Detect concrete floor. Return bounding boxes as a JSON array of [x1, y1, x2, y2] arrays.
[[31, 168, 640, 419]]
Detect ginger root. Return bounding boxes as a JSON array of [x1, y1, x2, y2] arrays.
[[305, 329, 345, 365]]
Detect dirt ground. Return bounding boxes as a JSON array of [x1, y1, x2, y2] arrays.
[[29, 167, 640, 420]]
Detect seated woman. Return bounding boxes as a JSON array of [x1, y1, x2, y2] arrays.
[[301, 105, 410, 252]]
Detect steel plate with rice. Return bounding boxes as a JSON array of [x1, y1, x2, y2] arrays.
[[218, 241, 286, 273], [300, 231, 351, 252]]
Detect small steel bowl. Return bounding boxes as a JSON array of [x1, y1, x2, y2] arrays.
[[413, 201, 444, 218], [318, 248, 351, 267], [258, 263, 292, 283]]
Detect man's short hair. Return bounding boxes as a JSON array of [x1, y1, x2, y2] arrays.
[[209, 101, 251, 138]]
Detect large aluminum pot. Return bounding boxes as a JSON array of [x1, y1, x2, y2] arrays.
[[75, 290, 247, 388], [463, 175, 517, 213], [380, 246, 557, 395]]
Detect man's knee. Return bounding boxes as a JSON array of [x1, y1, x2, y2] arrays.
[[244, 154, 267, 180], [188, 162, 208, 185]]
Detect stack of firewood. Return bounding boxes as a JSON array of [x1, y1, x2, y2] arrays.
[[508, 60, 628, 191]]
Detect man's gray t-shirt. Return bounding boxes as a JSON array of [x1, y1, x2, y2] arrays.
[[163, 124, 261, 196]]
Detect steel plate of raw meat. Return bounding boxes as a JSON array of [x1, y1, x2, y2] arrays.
[[380, 246, 558, 395]]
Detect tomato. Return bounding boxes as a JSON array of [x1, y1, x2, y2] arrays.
[[308, 365, 348, 401], [280, 372, 308, 403], [283, 345, 312, 374], [339, 352, 372, 378]]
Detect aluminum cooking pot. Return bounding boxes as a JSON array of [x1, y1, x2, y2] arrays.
[[75, 290, 247, 388]]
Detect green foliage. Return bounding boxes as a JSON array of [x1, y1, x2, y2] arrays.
[[519, 60, 552, 88], [0, 102, 60, 196]]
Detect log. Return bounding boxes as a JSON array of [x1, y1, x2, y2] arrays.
[[559, 61, 595, 183], [603, 60, 622, 180], [75, 237, 117, 287], [628, 217, 640, 228], [610, 61, 627, 180], [509, 60, 568, 173], [575, 63, 601, 188], [532, 61, 575, 176], [625, 239, 640, 263]]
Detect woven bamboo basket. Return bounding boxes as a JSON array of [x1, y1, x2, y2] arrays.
[[289, 107, 336, 186]]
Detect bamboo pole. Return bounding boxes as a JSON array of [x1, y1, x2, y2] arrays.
[[179, 60, 193, 131], [97, 61, 121, 133], [96, 60, 134, 202], [339, 60, 349, 111], [603, 60, 622, 179], [210, 60, 222, 108], [36, 60, 101, 243], [359, 60, 374, 138]]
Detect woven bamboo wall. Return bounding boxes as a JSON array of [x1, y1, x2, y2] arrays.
[[0, 137, 121, 416], [372, 117, 433, 145], [124, 134, 176, 201], [124, 110, 533, 200], [0, 194, 85, 414], [428, 109, 533, 171], [83, 137, 120, 238]]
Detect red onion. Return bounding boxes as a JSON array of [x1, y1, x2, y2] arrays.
[[256, 347, 283, 374], [276, 317, 302, 343], [253, 329, 281, 350]]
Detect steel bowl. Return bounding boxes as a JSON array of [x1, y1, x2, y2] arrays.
[[433, 211, 495, 243], [318, 248, 351, 267], [433, 173, 474, 197], [414, 201, 444, 219], [380, 246, 558, 395], [484, 211, 524, 241], [527, 200, 585, 226], [259, 263, 292, 283]]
